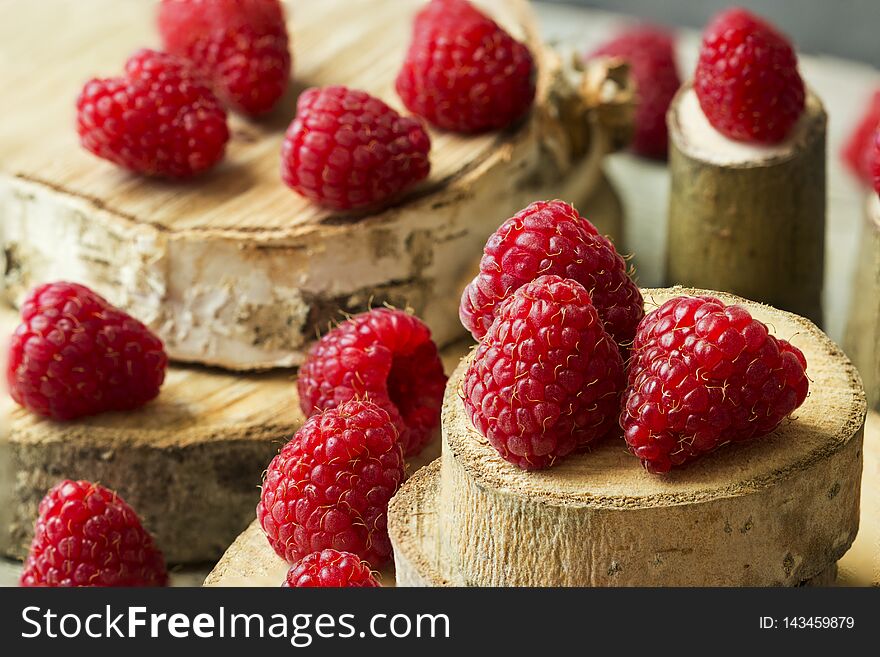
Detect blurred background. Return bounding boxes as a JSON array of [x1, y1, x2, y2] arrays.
[[544, 0, 880, 66]]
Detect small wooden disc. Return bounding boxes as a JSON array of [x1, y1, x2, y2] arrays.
[[437, 287, 865, 586]]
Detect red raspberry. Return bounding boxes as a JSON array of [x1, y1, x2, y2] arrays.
[[158, 0, 291, 116], [460, 200, 643, 348], [589, 27, 681, 159], [76, 49, 229, 178], [7, 282, 167, 421], [297, 308, 446, 456], [841, 90, 880, 186], [694, 8, 805, 144], [257, 399, 405, 567], [462, 276, 624, 470], [20, 480, 168, 587], [395, 0, 536, 133], [281, 86, 431, 210], [283, 549, 380, 588], [872, 130, 880, 196], [620, 295, 810, 474]]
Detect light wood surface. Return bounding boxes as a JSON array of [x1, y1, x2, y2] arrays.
[[433, 287, 865, 586]]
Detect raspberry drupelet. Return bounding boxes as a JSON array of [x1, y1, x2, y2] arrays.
[[20, 480, 168, 587], [6, 281, 167, 421], [297, 308, 447, 457], [459, 200, 643, 349], [76, 48, 229, 178], [396, 0, 536, 133], [283, 549, 380, 587], [280, 85, 431, 211], [694, 8, 805, 144], [257, 399, 405, 567], [462, 275, 625, 470], [620, 295, 810, 473]]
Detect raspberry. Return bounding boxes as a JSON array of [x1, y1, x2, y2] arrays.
[[158, 0, 291, 116], [589, 27, 681, 159], [620, 295, 810, 474], [297, 308, 446, 456], [841, 90, 880, 186], [460, 200, 643, 348], [76, 49, 229, 178], [872, 130, 880, 196], [462, 276, 624, 470], [283, 549, 380, 587], [7, 282, 168, 421], [694, 8, 805, 144], [395, 0, 536, 133], [281, 86, 431, 210], [19, 480, 168, 587], [257, 399, 405, 567]]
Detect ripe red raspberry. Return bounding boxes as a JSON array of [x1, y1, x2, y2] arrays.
[[620, 295, 810, 474], [158, 0, 291, 116], [872, 130, 880, 196], [694, 8, 805, 144], [462, 276, 624, 470], [395, 0, 536, 133], [841, 90, 880, 186], [7, 282, 167, 421], [257, 399, 405, 567], [20, 480, 168, 587], [283, 549, 380, 587], [76, 49, 229, 178], [460, 200, 643, 348], [281, 86, 431, 210], [297, 308, 446, 456], [589, 27, 681, 159]]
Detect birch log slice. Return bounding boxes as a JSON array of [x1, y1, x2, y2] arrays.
[[844, 195, 880, 410], [0, 0, 632, 371], [435, 287, 865, 586], [666, 84, 826, 326]]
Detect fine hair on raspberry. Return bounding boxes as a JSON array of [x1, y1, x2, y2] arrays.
[[257, 399, 405, 567], [460, 200, 643, 349], [620, 295, 810, 473], [462, 275, 625, 470], [20, 480, 168, 587], [297, 307, 447, 456]]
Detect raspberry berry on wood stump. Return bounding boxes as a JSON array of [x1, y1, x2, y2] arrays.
[[158, 0, 291, 116], [6, 282, 167, 421], [462, 276, 624, 470], [20, 480, 168, 587], [396, 0, 536, 133], [694, 8, 805, 144], [281, 86, 431, 210], [76, 49, 229, 178], [257, 399, 405, 567], [588, 26, 681, 159], [284, 549, 380, 588], [297, 308, 447, 456], [460, 200, 643, 349], [620, 295, 810, 473]]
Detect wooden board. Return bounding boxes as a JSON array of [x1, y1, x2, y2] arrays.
[[0, 0, 633, 370], [432, 287, 865, 586]]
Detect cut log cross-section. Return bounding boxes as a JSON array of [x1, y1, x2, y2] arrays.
[[845, 195, 880, 410], [391, 287, 865, 587], [665, 84, 826, 326], [0, 0, 633, 371]]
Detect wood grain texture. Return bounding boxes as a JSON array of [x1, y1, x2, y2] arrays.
[[666, 84, 826, 326], [0, 0, 633, 370], [844, 195, 880, 411], [436, 287, 864, 586]]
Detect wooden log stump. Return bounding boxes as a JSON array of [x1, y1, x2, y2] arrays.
[[429, 287, 863, 586], [0, 0, 633, 371], [844, 195, 880, 410], [665, 84, 826, 326]]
